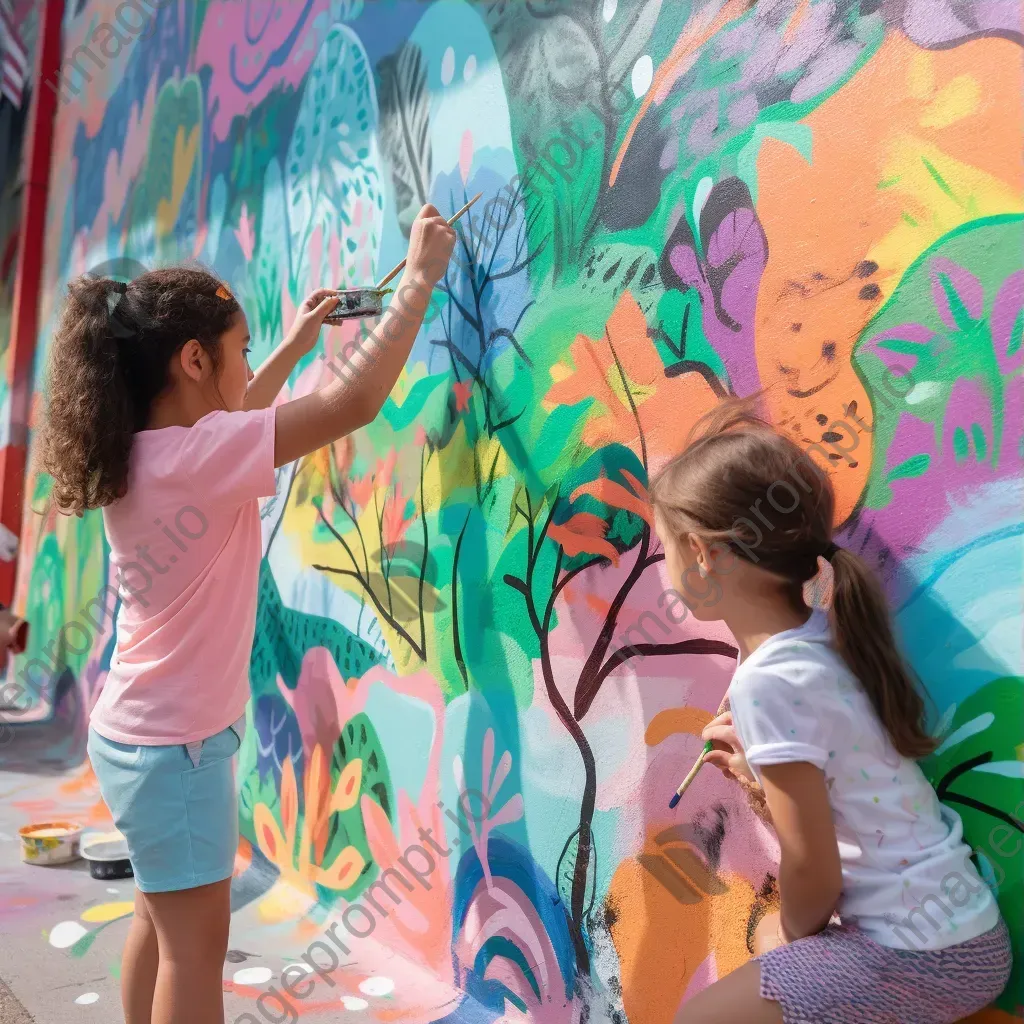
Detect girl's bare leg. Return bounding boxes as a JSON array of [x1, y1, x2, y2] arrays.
[[143, 878, 231, 1024], [674, 962, 784, 1024], [122, 887, 160, 1024]]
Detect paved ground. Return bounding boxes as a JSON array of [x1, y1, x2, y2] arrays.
[[0, 766, 328, 1024], [0, 978, 33, 1024], [0, 765, 500, 1024]]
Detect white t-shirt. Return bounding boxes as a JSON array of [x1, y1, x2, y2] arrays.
[[729, 610, 999, 950]]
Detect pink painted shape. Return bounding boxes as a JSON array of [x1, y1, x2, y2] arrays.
[[680, 950, 718, 1004], [459, 130, 474, 186], [194, 0, 334, 143]]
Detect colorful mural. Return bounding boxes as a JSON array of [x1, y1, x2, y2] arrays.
[[2, 1, 1022, 1021], [0, 0, 39, 538]]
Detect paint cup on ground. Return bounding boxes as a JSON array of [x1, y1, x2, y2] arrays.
[[19, 821, 84, 865], [81, 831, 133, 880]]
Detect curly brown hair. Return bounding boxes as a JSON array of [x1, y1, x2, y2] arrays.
[[37, 266, 242, 515]]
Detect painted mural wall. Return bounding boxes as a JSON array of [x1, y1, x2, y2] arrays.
[[4, 0, 1023, 1020], [0, 0, 39, 502]]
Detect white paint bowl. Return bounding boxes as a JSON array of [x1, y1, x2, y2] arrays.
[[19, 821, 84, 866]]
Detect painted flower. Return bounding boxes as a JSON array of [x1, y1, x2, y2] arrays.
[[381, 483, 416, 553], [234, 201, 256, 261], [253, 745, 365, 903], [548, 513, 619, 566], [544, 291, 719, 465]]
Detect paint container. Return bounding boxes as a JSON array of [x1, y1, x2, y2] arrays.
[[322, 288, 390, 324], [81, 831, 133, 881], [18, 821, 84, 866]]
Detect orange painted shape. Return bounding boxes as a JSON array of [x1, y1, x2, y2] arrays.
[[753, 34, 1024, 522], [645, 706, 715, 746], [545, 292, 719, 468], [607, 829, 769, 1024]]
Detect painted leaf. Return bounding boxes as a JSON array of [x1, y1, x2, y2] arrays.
[[280, 755, 299, 854], [1007, 308, 1024, 359], [331, 758, 364, 815], [619, 469, 650, 505], [377, 41, 432, 237], [921, 677, 1023, 1015], [302, 745, 330, 866], [571, 475, 654, 526], [549, 513, 620, 566], [254, 803, 287, 866], [660, 177, 766, 396], [930, 258, 983, 332], [315, 845, 366, 890], [885, 453, 931, 483]]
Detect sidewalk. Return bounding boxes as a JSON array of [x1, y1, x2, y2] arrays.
[[0, 764, 505, 1024]]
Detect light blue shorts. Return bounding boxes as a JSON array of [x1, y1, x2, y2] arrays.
[[87, 720, 243, 893]]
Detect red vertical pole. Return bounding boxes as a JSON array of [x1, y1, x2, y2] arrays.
[[0, 0, 64, 606]]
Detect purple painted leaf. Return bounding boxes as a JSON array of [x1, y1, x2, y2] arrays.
[[942, 378, 993, 469], [865, 322, 936, 375], [791, 40, 863, 104], [709, 208, 768, 335], [668, 243, 703, 291], [891, 0, 1023, 49], [991, 269, 1024, 371], [930, 257, 984, 331]]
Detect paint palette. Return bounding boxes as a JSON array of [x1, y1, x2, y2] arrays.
[[19, 821, 84, 866], [81, 831, 133, 880], [322, 288, 391, 324]]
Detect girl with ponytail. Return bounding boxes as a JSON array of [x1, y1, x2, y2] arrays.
[[650, 399, 1010, 1024], [36, 206, 455, 1024]]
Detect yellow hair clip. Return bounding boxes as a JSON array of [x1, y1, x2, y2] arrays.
[[216, 284, 233, 301]]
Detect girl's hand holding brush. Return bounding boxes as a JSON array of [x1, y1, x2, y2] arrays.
[[703, 710, 773, 824], [701, 711, 756, 784]]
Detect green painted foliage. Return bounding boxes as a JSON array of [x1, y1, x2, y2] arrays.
[[922, 677, 1023, 1013]]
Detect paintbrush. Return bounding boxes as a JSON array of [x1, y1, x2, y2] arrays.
[[668, 694, 731, 810], [668, 741, 713, 809], [374, 192, 483, 290]]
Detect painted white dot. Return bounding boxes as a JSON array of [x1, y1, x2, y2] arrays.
[[287, 963, 314, 974], [75, 992, 99, 1005], [49, 921, 88, 949], [342, 996, 370, 1010], [463, 55, 477, 82], [440, 47, 455, 86], [602, 0, 617, 20], [632, 54, 653, 98], [233, 967, 273, 986], [105, 888, 119, 895], [358, 976, 394, 997]]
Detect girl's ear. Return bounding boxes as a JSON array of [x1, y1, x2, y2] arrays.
[[178, 339, 206, 383], [688, 533, 714, 577]]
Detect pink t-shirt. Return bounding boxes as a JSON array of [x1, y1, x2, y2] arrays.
[[90, 408, 277, 745]]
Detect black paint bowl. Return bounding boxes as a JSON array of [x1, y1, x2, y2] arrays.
[[81, 832, 134, 881]]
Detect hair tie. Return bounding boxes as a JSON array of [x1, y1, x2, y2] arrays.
[[802, 555, 836, 610], [105, 280, 134, 340], [823, 541, 840, 559]]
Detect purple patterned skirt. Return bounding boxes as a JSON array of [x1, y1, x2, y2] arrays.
[[758, 920, 1012, 1024]]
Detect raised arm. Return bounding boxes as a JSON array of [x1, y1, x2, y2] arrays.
[[272, 205, 455, 467], [244, 289, 343, 411]]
